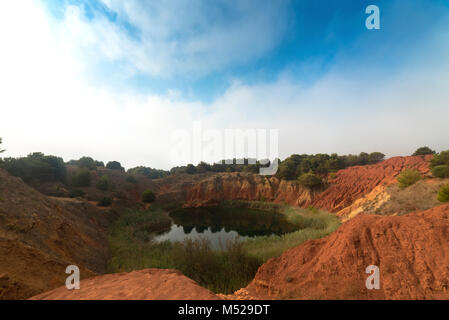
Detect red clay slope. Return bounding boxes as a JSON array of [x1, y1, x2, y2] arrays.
[[242, 203, 449, 300], [30, 269, 221, 300]]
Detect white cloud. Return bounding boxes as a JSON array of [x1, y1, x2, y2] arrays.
[[1, 1, 448, 170]]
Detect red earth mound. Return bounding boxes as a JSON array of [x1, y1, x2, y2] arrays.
[[30, 269, 221, 300], [241, 203, 449, 300]]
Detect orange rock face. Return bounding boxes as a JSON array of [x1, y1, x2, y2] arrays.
[[30, 269, 221, 300], [171, 156, 431, 213], [242, 204, 449, 300]]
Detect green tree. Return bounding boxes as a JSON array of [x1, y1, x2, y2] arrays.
[[397, 169, 421, 189], [96, 175, 109, 191], [106, 161, 124, 171], [437, 185, 449, 203], [71, 168, 91, 187], [431, 165, 449, 179], [368, 152, 385, 163], [142, 189, 156, 203], [186, 164, 196, 174], [297, 173, 324, 190], [413, 146, 436, 156], [430, 150, 449, 168]]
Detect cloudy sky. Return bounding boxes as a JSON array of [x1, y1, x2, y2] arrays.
[[1, 0, 448, 170]]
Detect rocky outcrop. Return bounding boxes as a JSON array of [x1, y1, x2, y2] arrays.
[[156, 156, 432, 216], [240, 204, 449, 300], [30, 269, 221, 300]]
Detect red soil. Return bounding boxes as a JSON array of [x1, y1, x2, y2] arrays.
[[241, 204, 449, 300], [30, 269, 221, 300]]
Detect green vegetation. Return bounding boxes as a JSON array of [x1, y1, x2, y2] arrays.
[[67, 156, 104, 169], [71, 168, 91, 187], [397, 169, 422, 189], [413, 146, 436, 156], [142, 189, 156, 203], [297, 173, 324, 190], [96, 175, 110, 191], [127, 166, 169, 179], [430, 150, 449, 168], [106, 161, 124, 171], [125, 175, 138, 184], [0, 137, 4, 153], [431, 165, 449, 179], [108, 204, 340, 293], [0, 152, 66, 183], [69, 189, 85, 198], [438, 185, 449, 203], [276, 152, 385, 180], [98, 197, 113, 207]]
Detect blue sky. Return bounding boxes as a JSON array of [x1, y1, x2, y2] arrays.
[[1, 0, 449, 169]]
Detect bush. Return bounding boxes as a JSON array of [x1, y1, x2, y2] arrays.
[[69, 189, 85, 198], [297, 173, 324, 190], [71, 168, 91, 187], [438, 185, 449, 203], [126, 175, 138, 184], [106, 161, 124, 171], [397, 169, 421, 189], [98, 197, 113, 207], [430, 150, 449, 168], [142, 189, 156, 203], [431, 165, 449, 179], [96, 176, 110, 191], [0, 152, 66, 183], [413, 146, 436, 156]]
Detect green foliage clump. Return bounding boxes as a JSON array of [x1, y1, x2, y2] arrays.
[[71, 168, 91, 187], [125, 175, 138, 184], [297, 173, 324, 190], [98, 197, 113, 207], [96, 175, 110, 191], [0, 137, 5, 153], [430, 150, 449, 168], [68, 157, 104, 169], [413, 146, 436, 156], [142, 189, 156, 203], [106, 161, 124, 171], [127, 166, 169, 179], [0, 152, 66, 183], [397, 169, 421, 189], [431, 165, 449, 179], [437, 185, 449, 203], [69, 189, 85, 198]]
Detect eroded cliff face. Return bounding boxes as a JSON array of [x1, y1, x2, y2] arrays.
[[237, 204, 449, 300], [156, 156, 432, 218]]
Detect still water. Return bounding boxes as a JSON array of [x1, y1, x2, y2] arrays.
[[153, 207, 298, 248]]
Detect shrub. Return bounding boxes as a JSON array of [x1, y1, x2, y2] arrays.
[[96, 176, 109, 191], [297, 173, 324, 190], [397, 169, 421, 189], [69, 189, 85, 198], [106, 161, 124, 171], [431, 165, 449, 179], [71, 168, 91, 187], [98, 197, 113, 207], [430, 150, 449, 168], [413, 146, 436, 156], [0, 152, 66, 183], [126, 175, 138, 184], [438, 185, 449, 203], [142, 189, 156, 203]]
